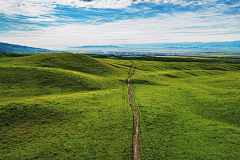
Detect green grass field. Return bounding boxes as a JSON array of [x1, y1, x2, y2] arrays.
[[1, 53, 240, 159], [0, 53, 133, 159], [124, 57, 240, 159]]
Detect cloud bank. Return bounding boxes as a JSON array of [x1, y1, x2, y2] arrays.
[[0, 0, 239, 49]]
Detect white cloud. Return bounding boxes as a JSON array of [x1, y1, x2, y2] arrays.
[[27, 17, 56, 22], [133, 0, 218, 6], [0, 0, 133, 17], [1, 0, 239, 49], [1, 11, 239, 49], [68, 0, 133, 9], [0, 0, 223, 18], [0, 0, 54, 17]]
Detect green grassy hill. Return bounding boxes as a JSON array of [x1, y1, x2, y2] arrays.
[[0, 53, 130, 102], [0, 53, 133, 159], [0, 53, 121, 76], [0, 66, 109, 102], [122, 57, 240, 159], [1, 53, 240, 159]]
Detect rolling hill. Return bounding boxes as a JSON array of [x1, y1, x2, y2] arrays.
[[0, 53, 133, 159], [1, 53, 239, 159]]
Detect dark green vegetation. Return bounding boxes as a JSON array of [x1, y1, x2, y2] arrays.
[[0, 53, 133, 159], [108, 56, 240, 159], [0, 51, 34, 58]]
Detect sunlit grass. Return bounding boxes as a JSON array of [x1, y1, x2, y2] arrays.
[[0, 89, 133, 159], [0, 53, 133, 159], [0, 53, 122, 76], [1, 53, 240, 159], [129, 58, 240, 159]]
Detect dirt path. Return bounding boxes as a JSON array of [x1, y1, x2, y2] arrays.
[[128, 61, 142, 160]]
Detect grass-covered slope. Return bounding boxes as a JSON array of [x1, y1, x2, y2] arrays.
[[103, 57, 240, 159], [0, 53, 128, 102], [0, 53, 133, 159], [0, 66, 111, 102], [128, 58, 240, 159], [2, 53, 239, 159], [0, 53, 120, 76], [0, 90, 133, 159]]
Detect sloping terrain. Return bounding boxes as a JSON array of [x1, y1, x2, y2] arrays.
[[2, 54, 239, 159], [0, 53, 133, 159], [125, 57, 240, 159], [0, 66, 109, 102], [0, 53, 121, 76], [0, 53, 128, 102]]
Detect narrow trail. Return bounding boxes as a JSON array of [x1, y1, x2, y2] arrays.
[[128, 61, 142, 160]]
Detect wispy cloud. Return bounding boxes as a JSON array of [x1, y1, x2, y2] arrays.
[[0, 0, 240, 49], [2, 11, 239, 49], [1, 0, 238, 17], [0, 0, 54, 17]]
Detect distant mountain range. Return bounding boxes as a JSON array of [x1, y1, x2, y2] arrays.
[[0, 42, 62, 53], [70, 45, 121, 48]]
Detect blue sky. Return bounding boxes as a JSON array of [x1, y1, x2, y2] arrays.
[[0, 0, 239, 50]]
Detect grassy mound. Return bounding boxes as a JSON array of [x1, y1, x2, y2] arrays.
[[0, 53, 120, 76], [0, 54, 133, 159], [0, 65, 113, 102]]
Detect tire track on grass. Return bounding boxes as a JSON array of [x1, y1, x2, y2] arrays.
[[128, 61, 141, 160]]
